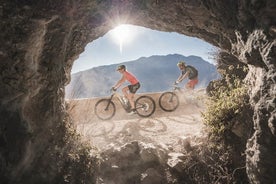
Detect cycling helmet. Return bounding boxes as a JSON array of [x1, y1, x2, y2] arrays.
[[116, 64, 126, 71], [177, 61, 185, 67]]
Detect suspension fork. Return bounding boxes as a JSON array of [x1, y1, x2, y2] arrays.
[[105, 94, 115, 110], [169, 92, 175, 102], [169, 88, 179, 102]]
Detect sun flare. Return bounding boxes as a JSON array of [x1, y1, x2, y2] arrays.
[[111, 24, 133, 53]]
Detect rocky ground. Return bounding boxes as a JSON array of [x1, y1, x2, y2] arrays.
[[68, 88, 207, 153], [68, 89, 208, 183]]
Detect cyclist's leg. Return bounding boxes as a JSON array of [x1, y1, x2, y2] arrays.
[[122, 86, 128, 98], [122, 86, 134, 109], [186, 78, 198, 90], [128, 92, 135, 109], [128, 83, 140, 110]]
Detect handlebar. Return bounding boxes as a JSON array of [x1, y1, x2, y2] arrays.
[[110, 87, 117, 92], [109, 88, 121, 98]]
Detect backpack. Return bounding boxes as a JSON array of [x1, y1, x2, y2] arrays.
[[186, 65, 198, 79]]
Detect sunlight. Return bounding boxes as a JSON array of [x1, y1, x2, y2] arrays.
[[110, 24, 134, 53], [71, 24, 215, 73]]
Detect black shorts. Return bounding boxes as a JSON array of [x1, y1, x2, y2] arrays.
[[128, 82, 140, 94]]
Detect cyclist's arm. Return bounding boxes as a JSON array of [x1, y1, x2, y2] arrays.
[[176, 71, 190, 83], [113, 75, 126, 89]]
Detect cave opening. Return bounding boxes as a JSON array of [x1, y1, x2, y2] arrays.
[[63, 19, 254, 183], [65, 24, 220, 151], [65, 24, 223, 169]]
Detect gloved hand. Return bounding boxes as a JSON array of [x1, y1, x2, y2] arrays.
[[174, 81, 179, 85], [111, 87, 117, 92]]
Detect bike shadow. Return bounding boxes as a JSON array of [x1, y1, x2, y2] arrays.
[[70, 91, 206, 151], [76, 117, 168, 149], [75, 110, 204, 153]]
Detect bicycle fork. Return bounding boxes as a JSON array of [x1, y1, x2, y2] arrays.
[[168, 92, 175, 102], [105, 94, 115, 111]]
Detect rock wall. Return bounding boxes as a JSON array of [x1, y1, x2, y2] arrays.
[[0, 0, 275, 183]]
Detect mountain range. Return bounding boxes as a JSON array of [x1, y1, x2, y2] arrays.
[[65, 54, 220, 98]]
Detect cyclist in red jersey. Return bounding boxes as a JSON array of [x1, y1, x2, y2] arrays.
[[175, 61, 198, 90], [112, 65, 140, 114]]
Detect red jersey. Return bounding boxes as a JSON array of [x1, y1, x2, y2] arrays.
[[123, 71, 139, 85]]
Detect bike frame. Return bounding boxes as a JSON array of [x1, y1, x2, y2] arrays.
[[95, 90, 156, 120], [112, 92, 146, 111], [109, 91, 130, 111]]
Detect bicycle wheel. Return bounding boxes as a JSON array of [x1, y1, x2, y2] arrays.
[[158, 92, 179, 112], [135, 96, 156, 117], [94, 99, 116, 120]]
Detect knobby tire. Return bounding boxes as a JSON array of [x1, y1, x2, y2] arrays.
[[135, 96, 156, 117], [159, 92, 179, 112], [94, 99, 116, 120]]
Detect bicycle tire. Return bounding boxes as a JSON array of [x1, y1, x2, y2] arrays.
[[94, 99, 116, 120], [135, 96, 156, 117], [158, 92, 179, 112]]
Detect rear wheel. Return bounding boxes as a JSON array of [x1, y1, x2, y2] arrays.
[[94, 99, 116, 120], [158, 92, 179, 112], [135, 96, 156, 117]]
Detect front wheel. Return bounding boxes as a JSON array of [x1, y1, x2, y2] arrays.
[[158, 92, 179, 112], [135, 96, 156, 117], [94, 99, 116, 120]]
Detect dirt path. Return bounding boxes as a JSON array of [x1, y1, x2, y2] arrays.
[[68, 89, 207, 152]]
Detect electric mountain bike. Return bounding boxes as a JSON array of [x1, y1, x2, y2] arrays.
[[94, 90, 156, 120], [158, 84, 181, 112]]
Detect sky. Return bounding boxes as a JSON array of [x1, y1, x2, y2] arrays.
[[71, 24, 216, 74]]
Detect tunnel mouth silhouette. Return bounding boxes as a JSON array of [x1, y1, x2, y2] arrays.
[[65, 25, 221, 151]]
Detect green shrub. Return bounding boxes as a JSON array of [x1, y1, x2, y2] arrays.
[[203, 71, 248, 138], [175, 51, 250, 183], [192, 65, 250, 183]]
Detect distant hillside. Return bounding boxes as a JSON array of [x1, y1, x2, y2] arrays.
[[65, 54, 220, 98]]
